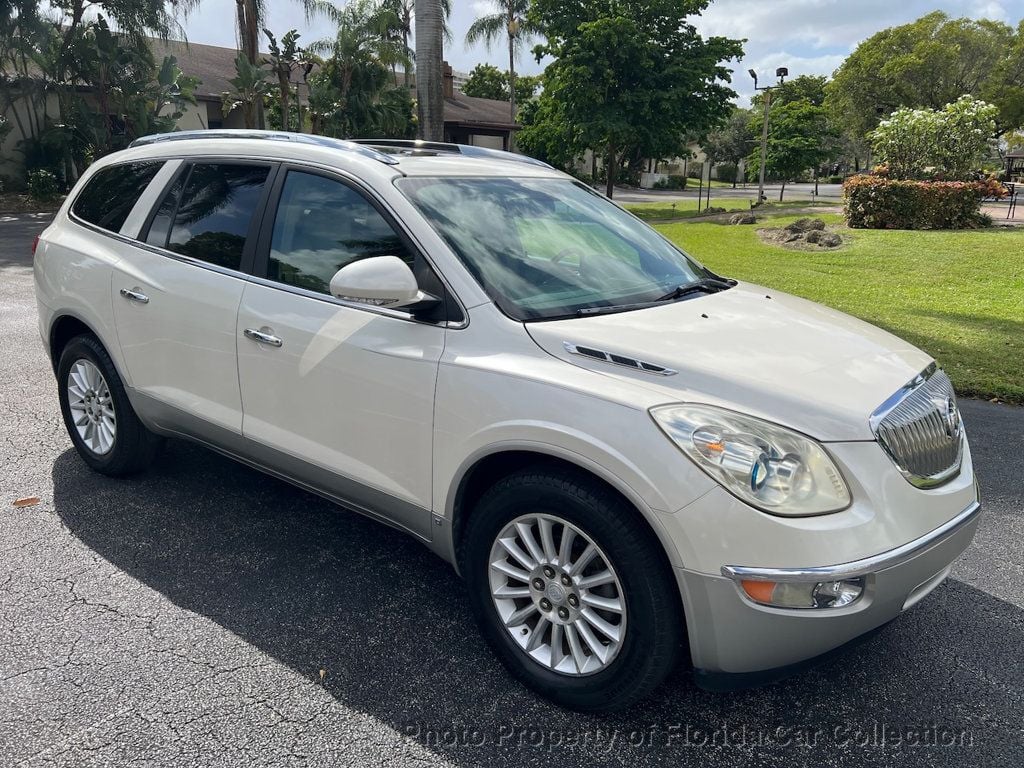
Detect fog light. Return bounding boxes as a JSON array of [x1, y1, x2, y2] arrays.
[[740, 577, 864, 609]]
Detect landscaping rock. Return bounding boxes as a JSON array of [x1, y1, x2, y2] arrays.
[[730, 213, 757, 225], [804, 229, 823, 243], [818, 232, 842, 248], [785, 217, 827, 233], [699, 206, 728, 216]]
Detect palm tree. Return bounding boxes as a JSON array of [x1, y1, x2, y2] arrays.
[[381, 0, 452, 88], [233, 0, 339, 127], [415, 0, 444, 141], [465, 0, 539, 122]]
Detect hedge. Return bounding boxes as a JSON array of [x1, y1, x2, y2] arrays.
[[843, 175, 1005, 230]]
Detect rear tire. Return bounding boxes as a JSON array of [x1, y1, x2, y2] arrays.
[[57, 334, 162, 476], [463, 467, 684, 712]]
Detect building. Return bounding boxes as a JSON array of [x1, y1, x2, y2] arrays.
[[0, 39, 519, 182]]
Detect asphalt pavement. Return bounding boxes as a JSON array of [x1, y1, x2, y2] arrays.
[[1, 213, 1022, 767]]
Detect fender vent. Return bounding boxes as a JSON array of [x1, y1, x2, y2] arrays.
[[563, 342, 677, 376]]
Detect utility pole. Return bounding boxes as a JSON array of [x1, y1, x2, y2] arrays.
[[749, 67, 788, 205]]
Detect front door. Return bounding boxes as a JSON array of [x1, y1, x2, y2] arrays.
[[112, 160, 274, 434], [236, 168, 446, 538]]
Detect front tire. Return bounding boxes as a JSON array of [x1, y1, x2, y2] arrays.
[[57, 334, 162, 476], [463, 468, 684, 712]]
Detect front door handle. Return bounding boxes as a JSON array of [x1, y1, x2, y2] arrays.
[[119, 288, 149, 304], [243, 327, 283, 347]]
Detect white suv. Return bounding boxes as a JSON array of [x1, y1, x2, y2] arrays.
[[34, 131, 980, 711]]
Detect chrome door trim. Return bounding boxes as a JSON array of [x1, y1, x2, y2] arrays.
[[243, 327, 283, 347], [119, 288, 150, 304]]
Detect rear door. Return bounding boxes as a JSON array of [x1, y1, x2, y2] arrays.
[[112, 160, 275, 435], [235, 166, 448, 537]]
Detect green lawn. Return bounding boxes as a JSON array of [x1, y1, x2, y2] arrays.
[[625, 199, 828, 222], [654, 213, 1024, 404]]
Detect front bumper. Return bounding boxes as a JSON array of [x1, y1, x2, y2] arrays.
[[676, 501, 981, 678]]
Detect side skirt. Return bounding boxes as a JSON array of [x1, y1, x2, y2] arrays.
[[126, 388, 437, 545]]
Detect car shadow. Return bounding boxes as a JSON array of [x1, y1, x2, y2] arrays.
[[51, 442, 1023, 766]]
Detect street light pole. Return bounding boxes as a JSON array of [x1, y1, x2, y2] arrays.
[[757, 88, 771, 204], [749, 67, 788, 205]]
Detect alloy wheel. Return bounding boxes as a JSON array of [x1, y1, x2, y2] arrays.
[[66, 359, 116, 455]]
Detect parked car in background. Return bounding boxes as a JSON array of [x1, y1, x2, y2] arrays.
[[33, 131, 980, 711]]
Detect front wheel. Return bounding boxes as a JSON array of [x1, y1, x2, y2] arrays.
[[57, 334, 162, 475], [463, 468, 684, 712]]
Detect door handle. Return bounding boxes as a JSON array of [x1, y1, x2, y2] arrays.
[[119, 288, 149, 304], [244, 327, 283, 347]]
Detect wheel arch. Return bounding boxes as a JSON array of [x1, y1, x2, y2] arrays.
[[48, 312, 127, 386], [447, 444, 687, 577]]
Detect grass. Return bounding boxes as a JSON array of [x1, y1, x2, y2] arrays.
[[655, 213, 1024, 404], [625, 199, 830, 222]]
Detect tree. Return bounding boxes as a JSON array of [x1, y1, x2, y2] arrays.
[[380, 0, 452, 88], [870, 97, 1000, 180], [232, 0, 337, 128], [465, 0, 541, 122], [415, 0, 444, 140], [826, 12, 1024, 140], [462, 63, 506, 100], [263, 29, 304, 132], [747, 78, 838, 200], [529, 0, 743, 197], [307, 0, 415, 138], [463, 63, 541, 104], [222, 54, 272, 129], [701, 107, 755, 186]]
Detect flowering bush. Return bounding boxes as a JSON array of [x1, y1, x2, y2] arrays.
[[869, 97, 999, 181], [844, 175, 1005, 229]]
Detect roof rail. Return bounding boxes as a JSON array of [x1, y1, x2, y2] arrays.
[[129, 130, 400, 165], [350, 138, 553, 169]]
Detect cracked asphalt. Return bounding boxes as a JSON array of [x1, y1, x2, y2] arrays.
[[2, 212, 1023, 767]]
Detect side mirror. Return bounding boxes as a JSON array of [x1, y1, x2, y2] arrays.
[[329, 256, 438, 310]]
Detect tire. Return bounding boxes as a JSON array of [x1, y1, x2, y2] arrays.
[[463, 467, 684, 712], [57, 334, 162, 476]]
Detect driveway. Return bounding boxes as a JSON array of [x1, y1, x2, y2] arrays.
[[2, 214, 1022, 767]]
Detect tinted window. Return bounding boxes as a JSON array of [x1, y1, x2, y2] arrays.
[[145, 172, 185, 249], [167, 163, 270, 270], [72, 162, 163, 232], [268, 171, 414, 294]]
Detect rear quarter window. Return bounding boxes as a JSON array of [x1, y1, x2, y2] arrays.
[[72, 162, 164, 233]]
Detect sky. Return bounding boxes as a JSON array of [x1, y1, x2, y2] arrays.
[[177, 0, 1021, 105]]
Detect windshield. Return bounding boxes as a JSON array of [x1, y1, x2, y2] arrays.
[[396, 177, 714, 320]]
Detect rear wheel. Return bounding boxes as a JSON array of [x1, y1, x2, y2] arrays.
[[57, 334, 162, 475], [463, 468, 684, 712]]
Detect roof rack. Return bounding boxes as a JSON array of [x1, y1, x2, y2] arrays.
[[350, 139, 553, 169], [128, 130, 400, 166]]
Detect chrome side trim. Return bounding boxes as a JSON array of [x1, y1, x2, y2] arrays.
[[721, 501, 981, 582], [562, 342, 678, 376]]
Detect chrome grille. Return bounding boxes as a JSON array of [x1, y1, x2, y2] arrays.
[[870, 365, 963, 488]]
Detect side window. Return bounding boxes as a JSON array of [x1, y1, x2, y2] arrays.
[[166, 163, 271, 270], [268, 170, 415, 295], [72, 162, 164, 233], [145, 172, 185, 249]]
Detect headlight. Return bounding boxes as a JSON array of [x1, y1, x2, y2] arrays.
[[650, 404, 851, 516]]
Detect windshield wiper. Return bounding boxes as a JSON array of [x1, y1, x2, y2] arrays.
[[656, 276, 736, 302]]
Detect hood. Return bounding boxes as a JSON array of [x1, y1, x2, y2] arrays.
[[525, 283, 932, 441]]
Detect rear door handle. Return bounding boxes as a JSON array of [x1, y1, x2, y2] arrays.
[[119, 288, 149, 304], [243, 328, 283, 347]]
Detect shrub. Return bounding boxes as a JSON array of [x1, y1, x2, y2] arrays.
[[715, 162, 739, 184], [828, 175, 843, 184], [869, 97, 999, 181], [843, 175, 1005, 230], [653, 174, 687, 190], [27, 169, 59, 202]]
